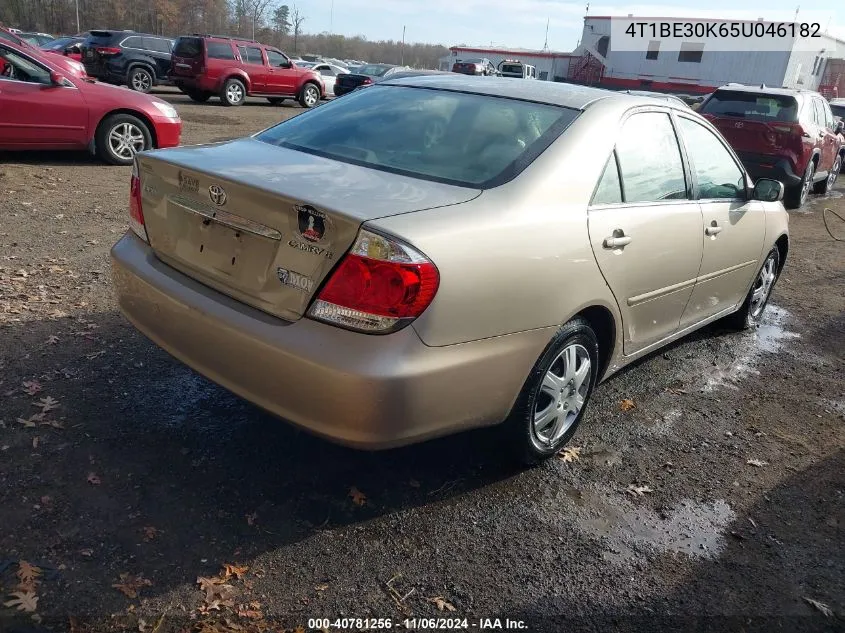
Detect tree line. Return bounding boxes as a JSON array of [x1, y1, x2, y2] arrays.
[[0, 0, 450, 68]]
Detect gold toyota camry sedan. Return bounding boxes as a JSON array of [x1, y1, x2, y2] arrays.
[[111, 76, 789, 463]]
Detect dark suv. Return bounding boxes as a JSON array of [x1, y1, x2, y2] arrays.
[[170, 35, 324, 107], [81, 30, 174, 92], [700, 85, 843, 208]]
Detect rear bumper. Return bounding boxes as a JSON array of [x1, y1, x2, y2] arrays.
[[171, 76, 217, 93], [111, 233, 550, 449], [738, 153, 803, 188], [333, 84, 355, 96]]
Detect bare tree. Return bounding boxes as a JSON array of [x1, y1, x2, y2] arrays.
[[245, 0, 273, 40], [291, 4, 305, 52]]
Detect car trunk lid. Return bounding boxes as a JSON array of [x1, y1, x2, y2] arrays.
[[136, 138, 481, 322]]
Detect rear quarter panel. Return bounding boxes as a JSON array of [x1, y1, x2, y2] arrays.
[[370, 99, 626, 350]]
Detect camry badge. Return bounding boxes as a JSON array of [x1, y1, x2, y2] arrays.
[[208, 184, 227, 206]]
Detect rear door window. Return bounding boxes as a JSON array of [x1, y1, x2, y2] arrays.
[[144, 37, 172, 53], [591, 152, 623, 205], [122, 36, 145, 49], [700, 91, 799, 122], [616, 112, 687, 203], [207, 41, 235, 60], [238, 46, 264, 65]]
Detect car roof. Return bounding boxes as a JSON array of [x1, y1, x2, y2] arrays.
[[713, 84, 810, 98], [381, 75, 632, 110]]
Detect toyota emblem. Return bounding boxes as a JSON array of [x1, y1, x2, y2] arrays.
[[208, 184, 227, 206]]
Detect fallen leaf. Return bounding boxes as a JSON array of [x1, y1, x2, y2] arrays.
[[222, 563, 248, 580], [747, 459, 768, 467], [408, 479, 421, 488], [236, 603, 263, 619], [46, 335, 59, 345], [626, 484, 653, 497], [557, 446, 582, 462], [33, 396, 60, 412], [16, 414, 42, 428], [4, 590, 38, 612], [428, 596, 456, 612], [141, 526, 159, 542], [112, 573, 152, 599], [804, 597, 833, 617], [196, 576, 235, 603], [79, 548, 94, 557], [16, 561, 42, 588], [293, 627, 306, 633], [348, 486, 367, 506], [620, 399, 636, 412], [314, 583, 329, 591], [22, 380, 42, 395], [87, 472, 101, 485]]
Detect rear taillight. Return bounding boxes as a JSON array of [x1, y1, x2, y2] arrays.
[[95, 46, 121, 56], [308, 229, 439, 333], [362, 77, 373, 85], [129, 161, 148, 243]]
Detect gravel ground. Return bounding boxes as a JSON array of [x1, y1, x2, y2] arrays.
[[0, 89, 843, 633]]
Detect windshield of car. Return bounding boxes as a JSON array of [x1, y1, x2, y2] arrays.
[[256, 85, 578, 188], [830, 104, 845, 119], [501, 64, 523, 75], [700, 90, 799, 122], [355, 64, 392, 77]]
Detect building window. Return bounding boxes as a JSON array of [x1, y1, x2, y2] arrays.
[[646, 40, 660, 60], [678, 42, 704, 63], [539, 71, 548, 80], [597, 35, 610, 58]]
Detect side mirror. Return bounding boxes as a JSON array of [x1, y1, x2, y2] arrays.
[[752, 178, 784, 202], [836, 120, 844, 135], [49, 71, 66, 85]]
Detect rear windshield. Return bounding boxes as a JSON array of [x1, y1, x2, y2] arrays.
[[356, 64, 392, 77], [173, 37, 202, 58], [701, 90, 799, 122], [501, 64, 523, 74], [85, 31, 117, 45], [255, 85, 578, 188], [831, 104, 845, 119]]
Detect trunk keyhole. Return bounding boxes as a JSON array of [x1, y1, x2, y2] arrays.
[[200, 244, 204, 253], [231, 257, 236, 266]]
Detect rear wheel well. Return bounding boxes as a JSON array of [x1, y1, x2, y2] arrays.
[[774, 234, 789, 273], [96, 109, 158, 148], [223, 74, 249, 91], [127, 63, 155, 79], [575, 306, 616, 381]]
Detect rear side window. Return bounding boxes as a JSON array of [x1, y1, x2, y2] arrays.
[[700, 90, 799, 122], [173, 37, 202, 57], [86, 31, 117, 46], [122, 36, 145, 49], [256, 85, 579, 188], [207, 41, 235, 60], [616, 112, 687, 203], [591, 152, 623, 205], [144, 37, 171, 53]]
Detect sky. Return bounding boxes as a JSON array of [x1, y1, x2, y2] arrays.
[[297, 0, 845, 51]]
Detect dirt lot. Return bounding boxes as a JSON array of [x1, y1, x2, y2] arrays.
[[1, 88, 844, 633]]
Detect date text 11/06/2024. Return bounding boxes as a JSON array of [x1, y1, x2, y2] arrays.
[[307, 618, 528, 630]]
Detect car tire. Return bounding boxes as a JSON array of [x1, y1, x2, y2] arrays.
[[128, 67, 154, 93], [95, 114, 153, 166], [187, 90, 211, 103], [784, 160, 815, 209], [267, 97, 285, 106], [221, 78, 246, 106], [298, 82, 320, 108], [504, 317, 599, 465], [723, 247, 781, 330], [814, 155, 841, 194]]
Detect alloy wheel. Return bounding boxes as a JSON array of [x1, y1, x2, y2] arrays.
[[750, 252, 777, 318], [227, 83, 244, 104], [800, 163, 814, 206], [304, 85, 319, 107], [131, 70, 152, 91], [108, 122, 146, 160], [828, 157, 841, 191], [532, 343, 592, 446]]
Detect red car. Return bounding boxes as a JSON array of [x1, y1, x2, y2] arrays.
[[170, 35, 324, 107], [700, 84, 842, 209], [0, 27, 86, 78], [0, 39, 181, 165]]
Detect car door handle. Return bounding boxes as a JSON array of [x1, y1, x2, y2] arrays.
[[603, 233, 632, 249], [705, 223, 723, 236]]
